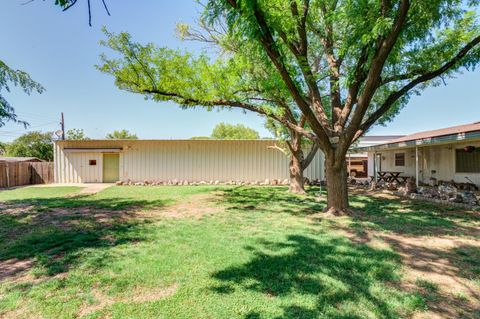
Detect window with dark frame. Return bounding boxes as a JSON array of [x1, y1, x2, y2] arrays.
[[395, 153, 405, 167], [89, 160, 97, 166], [456, 148, 480, 173]]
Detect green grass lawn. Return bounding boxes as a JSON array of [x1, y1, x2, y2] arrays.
[[0, 185, 478, 319]]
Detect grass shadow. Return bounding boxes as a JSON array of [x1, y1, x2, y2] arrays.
[[348, 194, 480, 237], [0, 195, 170, 279], [210, 234, 422, 318], [219, 186, 325, 216]]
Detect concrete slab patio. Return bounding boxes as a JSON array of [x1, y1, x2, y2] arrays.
[[31, 183, 113, 195]]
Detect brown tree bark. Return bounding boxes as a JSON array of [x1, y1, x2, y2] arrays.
[[289, 148, 306, 194], [287, 130, 319, 194], [324, 152, 349, 214]]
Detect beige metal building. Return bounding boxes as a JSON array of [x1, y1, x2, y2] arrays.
[[53, 139, 324, 184], [363, 122, 480, 186]]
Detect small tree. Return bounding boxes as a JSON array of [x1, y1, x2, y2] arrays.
[[6, 131, 53, 161], [0, 60, 44, 127], [66, 128, 89, 140], [0, 141, 7, 155], [106, 129, 138, 139], [211, 123, 260, 139]]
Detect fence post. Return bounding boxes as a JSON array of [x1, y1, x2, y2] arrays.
[[6, 163, 10, 188]]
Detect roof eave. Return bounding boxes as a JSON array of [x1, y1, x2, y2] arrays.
[[355, 130, 480, 152]]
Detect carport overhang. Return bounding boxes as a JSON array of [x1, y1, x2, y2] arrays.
[[354, 130, 480, 187], [355, 130, 480, 153]]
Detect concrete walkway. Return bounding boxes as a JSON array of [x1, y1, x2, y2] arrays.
[[32, 183, 113, 195]]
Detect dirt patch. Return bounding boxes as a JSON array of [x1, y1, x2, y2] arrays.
[[332, 223, 480, 319], [349, 187, 400, 200], [0, 259, 33, 281], [149, 193, 224, 219], [130, 283, 178, 302], [77, 284, 178, 317]]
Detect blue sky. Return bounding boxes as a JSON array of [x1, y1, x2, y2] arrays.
[[1, 0, 479, 141]]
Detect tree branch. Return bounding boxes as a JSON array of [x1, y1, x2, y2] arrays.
[[139, 88, 317, 142], [344, 0, 410, 145], [359, 34, 480, 134], [226, 0, 331, 149], [301, 142, 319, 170]]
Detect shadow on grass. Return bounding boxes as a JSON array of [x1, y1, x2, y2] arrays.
[[219, 186, 325, 216], [0, 196, 170, 279], [349, 195, 480, 237], [210, 234, 421, 318]]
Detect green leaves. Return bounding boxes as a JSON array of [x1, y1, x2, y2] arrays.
[[105, 129, 138, 139], [5, 131, 53, 161], [97, 27, 291, 119], [98, 0, 480, 150], [211, 122, 260, 139], [0, 60, 45, 127]]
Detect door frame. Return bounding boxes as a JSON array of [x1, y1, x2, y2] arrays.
[[102, 153, 120, 183]]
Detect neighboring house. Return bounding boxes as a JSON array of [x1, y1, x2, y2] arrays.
[[360, 122, 480, 186], [347, 136, 404, 178], [54, 139, 324, 183], [0, 157, 44, 163]]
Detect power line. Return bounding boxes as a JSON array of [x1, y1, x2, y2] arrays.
[[0, 121, 58, 135]]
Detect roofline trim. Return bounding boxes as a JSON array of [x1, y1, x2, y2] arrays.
[[356, 130, 480, 152]]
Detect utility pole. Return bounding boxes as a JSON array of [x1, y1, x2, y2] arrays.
[[61, 112, 65, 140]]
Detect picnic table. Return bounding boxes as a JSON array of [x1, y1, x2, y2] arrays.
[[376, 171, 407, 184]]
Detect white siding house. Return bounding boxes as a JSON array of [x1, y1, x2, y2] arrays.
[[54, 139, 324, 184], [362, 122, 480, 186]]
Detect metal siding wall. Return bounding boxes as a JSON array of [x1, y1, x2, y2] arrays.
[[55, 140, 324, 183]]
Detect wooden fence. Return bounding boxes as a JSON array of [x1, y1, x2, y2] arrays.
[[0, 162, 54, 188]]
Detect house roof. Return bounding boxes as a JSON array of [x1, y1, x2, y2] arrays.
[[388, 122, 480, 144], [357, 121, 480, 152], [0, 156, 44, 162]]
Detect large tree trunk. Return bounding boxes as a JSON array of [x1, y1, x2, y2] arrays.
[[325, 153, 349, 215], [289, 148, 306, 194]]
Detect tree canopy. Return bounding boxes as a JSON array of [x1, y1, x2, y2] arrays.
[[5, 131, 53, 161], [66, 128, 89, 140], [211, 122, 260, 139], [105, 129, 138, 139], [0, 60, 44, 128], [98, 0, 480, 212]]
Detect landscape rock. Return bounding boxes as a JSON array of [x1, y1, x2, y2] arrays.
[[427, 177, 438, 187], [458, 191, 478, 206], [264, 179, 270, 185], [282, 179, 289, 185], [115, 181, 124, 186], [438, 184, 457, 200], [417, 186, 440, 198], [405, 177, 417, 194]]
